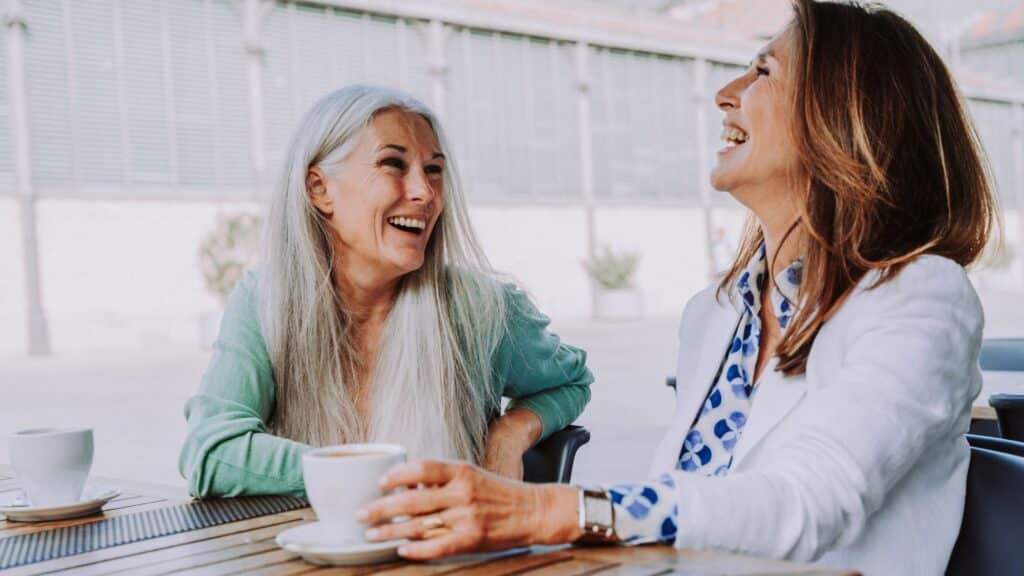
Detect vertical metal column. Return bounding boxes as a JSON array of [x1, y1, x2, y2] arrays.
[[6, 0, 50, 355], [693, 57, 716, 281], [574, 42, 598, 316], [426, 19, 447, 120], [242, 0, 273, 195]]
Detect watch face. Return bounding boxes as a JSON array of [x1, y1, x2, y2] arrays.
[[584, 491, 614, 528]]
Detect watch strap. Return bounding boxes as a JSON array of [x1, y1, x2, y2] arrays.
[[576, 486, 619, 544]]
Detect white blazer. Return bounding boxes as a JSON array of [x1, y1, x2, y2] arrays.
[[650, 255, 983, 576]]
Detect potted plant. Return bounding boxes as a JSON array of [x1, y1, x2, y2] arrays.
[[197, 212, 263, 346], [583, 245, 642, 320]]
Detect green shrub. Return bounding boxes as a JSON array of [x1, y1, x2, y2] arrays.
[[199, 212, 263, 304], [582, 245, 640, 290]]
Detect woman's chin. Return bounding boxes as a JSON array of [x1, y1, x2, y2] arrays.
[[390, 255, 427, 277], [709, 169, 736, 193]]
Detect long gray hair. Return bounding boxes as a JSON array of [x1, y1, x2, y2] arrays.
[[260, 85, 506, 462]]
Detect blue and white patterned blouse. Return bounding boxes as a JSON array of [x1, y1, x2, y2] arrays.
[[604, 244, 803, 544]]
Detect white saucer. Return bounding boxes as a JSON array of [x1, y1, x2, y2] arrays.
[[276, 521, 406, 566], [0, 485, 121, 523]]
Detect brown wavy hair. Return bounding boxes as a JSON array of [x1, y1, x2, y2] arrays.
[[718, 0, 999, 376]]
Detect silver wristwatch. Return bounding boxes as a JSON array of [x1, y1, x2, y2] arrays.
[[576, 486, 618, 543]]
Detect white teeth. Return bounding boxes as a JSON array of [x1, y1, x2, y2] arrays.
[[721, 126, 749, 145], [387, 216, 426, 230]]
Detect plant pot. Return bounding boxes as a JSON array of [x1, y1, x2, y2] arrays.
[[594, 288, 642, 321]]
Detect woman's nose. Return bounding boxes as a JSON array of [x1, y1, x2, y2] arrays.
[[406, 169, 435, 203], [715, 74, 745, 111]]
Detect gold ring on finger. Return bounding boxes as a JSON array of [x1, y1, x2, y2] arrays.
[[422, 527, 452, 540], [421, 514, 445, 530]]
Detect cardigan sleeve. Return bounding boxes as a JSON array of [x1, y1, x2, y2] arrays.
[[178, 272, 310, 498], [494, 284, 594, 440]]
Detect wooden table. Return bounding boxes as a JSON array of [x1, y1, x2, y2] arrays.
[[0, 467, 856, 576], [972, 405, 997, 421]]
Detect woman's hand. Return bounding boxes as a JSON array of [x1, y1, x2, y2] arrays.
[[358, 460, 581, 560], [481, 408, 543, 480]]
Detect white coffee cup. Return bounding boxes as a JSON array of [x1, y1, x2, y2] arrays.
[[302, 443, 406, 545], [9, 427, 94, 507]]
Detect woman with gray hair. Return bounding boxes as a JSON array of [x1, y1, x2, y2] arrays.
[[178, 85, 593, 498]]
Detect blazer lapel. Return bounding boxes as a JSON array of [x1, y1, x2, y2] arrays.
[[650, 295, 742, 475], [731, 365, 806, 467]]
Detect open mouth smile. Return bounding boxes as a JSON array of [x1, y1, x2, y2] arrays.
[[386, 216, 427, 235], [719, 126, 749, 153]]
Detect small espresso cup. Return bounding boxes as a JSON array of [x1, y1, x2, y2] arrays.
[[302, 443, 406, 545], [9, 427, 94, 507]]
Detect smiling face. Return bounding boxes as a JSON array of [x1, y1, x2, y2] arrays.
[[710, 27, 803, 211], [307, 108, 445, 289]]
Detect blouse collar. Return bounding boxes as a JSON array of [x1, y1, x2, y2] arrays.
[[730, 243, 803, 330]]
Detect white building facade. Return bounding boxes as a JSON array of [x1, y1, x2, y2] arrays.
[[1, 0, 1022, 356]]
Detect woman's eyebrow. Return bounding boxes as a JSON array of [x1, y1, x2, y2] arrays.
[[376, 144, 444, 161], [377, 144, 407, 154]]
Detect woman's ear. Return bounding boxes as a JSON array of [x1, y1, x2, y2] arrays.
[[307, 167, 333, 216]]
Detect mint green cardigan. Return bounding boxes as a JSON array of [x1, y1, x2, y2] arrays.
[[178, 272, 593, 498]]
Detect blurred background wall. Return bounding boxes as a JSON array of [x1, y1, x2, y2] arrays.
[[1, 0, 1022, 357]]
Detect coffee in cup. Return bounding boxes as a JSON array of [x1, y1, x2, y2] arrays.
[[9, 427, 94, 507], [302, 443, 406, 545]]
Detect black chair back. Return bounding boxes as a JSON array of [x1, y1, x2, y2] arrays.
[[979, 338, 1024, 372], [965, 434, 1024, 458], [947, 447, 1024, 575], [522, 425, 591, 484], [989, 394, 1024, 443]]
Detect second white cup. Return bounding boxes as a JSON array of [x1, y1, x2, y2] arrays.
[[9, 427, 94, 507], [302, 443, 406, 545]]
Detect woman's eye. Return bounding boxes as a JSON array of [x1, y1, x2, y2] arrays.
[[425, 165, 444, 178], [756, 66, 770, 77], [380, 157, 406, 171]]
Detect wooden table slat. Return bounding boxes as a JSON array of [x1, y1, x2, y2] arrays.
[[0, 513, 309, 576], [55, 519, 309, 576], [427, 550, 576, 576], [577, 565, 675, 576], [369, 549, 548, 576], [231, 559, 327, 576], [293, 564, 395, 576], [511, 557, 613, 576], [169, 548, 300, 576], [117, 541, 281, 576]]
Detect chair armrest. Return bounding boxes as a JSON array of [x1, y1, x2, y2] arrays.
[[966, 433, 1024, 458], [522, 425, 591, 484]]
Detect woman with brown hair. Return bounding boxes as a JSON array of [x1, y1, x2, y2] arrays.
[[358, 1, 997, 573]]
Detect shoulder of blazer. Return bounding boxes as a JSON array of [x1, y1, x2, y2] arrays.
[[844, 254, 976, 312], [813, 254, 982, 357]]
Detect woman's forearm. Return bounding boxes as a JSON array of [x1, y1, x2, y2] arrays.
[[489, 408, 543, 449], [482, 408, 543, 479]]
